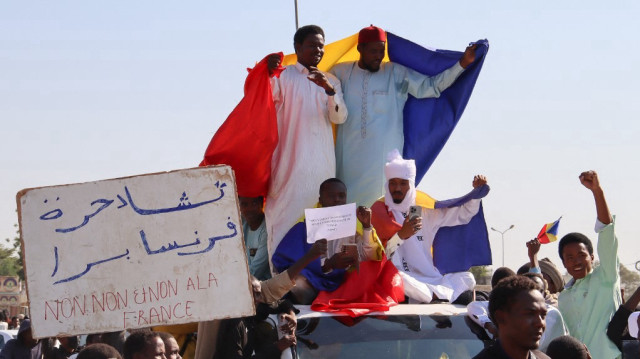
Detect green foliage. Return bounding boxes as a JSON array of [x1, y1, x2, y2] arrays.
[[469, 265, 491, 285], [2, 224, 23, 280], [620, 264, 640, 299]]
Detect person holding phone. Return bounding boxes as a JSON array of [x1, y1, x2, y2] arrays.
[[371, 149, 489, 304]]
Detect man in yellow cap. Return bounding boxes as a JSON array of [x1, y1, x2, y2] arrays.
[[331, 25, 477, 208]]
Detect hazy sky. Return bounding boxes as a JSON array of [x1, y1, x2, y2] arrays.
[[2, 0, 639, 278]]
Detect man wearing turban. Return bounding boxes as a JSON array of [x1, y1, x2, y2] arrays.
[[371, 149, 489, 304], [331, 25, 478, 208]]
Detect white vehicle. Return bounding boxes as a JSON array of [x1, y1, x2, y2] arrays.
[[264, 304, 491, 359]]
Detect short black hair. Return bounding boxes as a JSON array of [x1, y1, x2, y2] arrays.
[[123, 332, 160, 359], [488, 276, 539, 327], [157, 331, 175, 346], [516, 263, 530, 275], [558, 232, 593, 261], [491, 267, 516, 288], [78, 343, 122, 359], [319, 178, 345, 195], [85, 333, 102, 345], [294, 25, 325, 46], [546, 335, 590, 359], [521, 272, 546, 293]]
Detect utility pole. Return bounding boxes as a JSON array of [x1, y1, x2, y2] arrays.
[[294, 0, 299, 30]]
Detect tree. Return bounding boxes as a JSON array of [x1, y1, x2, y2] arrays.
[[620, 264, 640, 300], [469, 265, 491, 285], [2, 224, 23, 280]]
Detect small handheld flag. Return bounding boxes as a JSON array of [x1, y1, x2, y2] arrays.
[[536, 217, 562, 244]]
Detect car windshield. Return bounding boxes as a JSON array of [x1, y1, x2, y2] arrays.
[[295, 313, 488, 359]]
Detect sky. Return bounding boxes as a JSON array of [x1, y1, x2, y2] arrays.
[[2, 0, 640, 280]]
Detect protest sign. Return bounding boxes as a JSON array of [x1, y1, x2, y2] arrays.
[[17, 166, 253, 338], [304, 203, 356, 243]]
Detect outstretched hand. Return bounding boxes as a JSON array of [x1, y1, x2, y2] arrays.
[[267, 53, 282, 76], [357, 206, 372, 228], [459, 44, 478, 69], [579, 170, 601, 192], [579, 170, 611, 225], [472, 175, 488, 188], [527, 239, 541, 259]]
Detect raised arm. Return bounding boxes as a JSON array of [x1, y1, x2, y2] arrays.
[[286, 239, 327, 280], [580, 170, 612, 225], [580, 170, 618, 282], [424, 175, 487, 232], [527, 238, 541, 271]]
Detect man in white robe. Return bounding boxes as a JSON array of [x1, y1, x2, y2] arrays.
[[331, 25, 477, 207], [264, 25, 348, 267], [371, 149, 488, 304]]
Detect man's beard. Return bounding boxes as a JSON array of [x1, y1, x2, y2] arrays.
[[365, 63, 380, 72], [392, 192, 405, 204]]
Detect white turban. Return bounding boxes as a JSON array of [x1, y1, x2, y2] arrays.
[[384, 149, 416, 213]]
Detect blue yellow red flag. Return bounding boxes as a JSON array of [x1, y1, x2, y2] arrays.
[[537, 217, 562, 244], [283, 32, 489, 184]]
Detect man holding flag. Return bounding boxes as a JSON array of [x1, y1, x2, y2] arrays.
[[331, 25, 482, 207], [371, 149, 491, 304], [262, 25, 348, 268]]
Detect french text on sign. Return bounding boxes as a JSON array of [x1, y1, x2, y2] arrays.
[[18, 166, 254, 338]]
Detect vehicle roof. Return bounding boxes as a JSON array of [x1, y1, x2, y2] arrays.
[[296, 303, 468, 319]]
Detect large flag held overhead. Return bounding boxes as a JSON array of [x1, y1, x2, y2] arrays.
[[199, 53, 284, 197], [537, 217, 562, 244], [432, 186, 492, 274], [389, 35, 489, 184], [283, 32, 489, 185], [202, 31, 488, 198]]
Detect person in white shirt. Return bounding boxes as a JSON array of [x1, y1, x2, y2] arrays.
[[263, 25, 348, 269]]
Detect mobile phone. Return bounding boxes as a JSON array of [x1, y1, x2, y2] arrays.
[[409, 205, 422, 220]]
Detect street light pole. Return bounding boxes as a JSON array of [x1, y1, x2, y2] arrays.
[[491, 225, 515, 267], [293, 0, 299, 30]]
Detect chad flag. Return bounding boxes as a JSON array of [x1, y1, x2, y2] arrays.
[[537, 217, 562, 244], [201, 30, 488, 196]]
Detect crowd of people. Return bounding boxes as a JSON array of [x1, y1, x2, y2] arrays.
[[0, 318, 187, 359], [215, 24, 640, 358], [3, 23, 639, 359]]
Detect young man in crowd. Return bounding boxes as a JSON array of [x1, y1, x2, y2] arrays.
[[0, 319, 43, 359], [123, 332, 165, 359], [557, 170, 621, 358], [263, 25, 348, 267], [473, 276, 550, 359], [157, 333, 180, 359], [271, 178, 384, 304], [239, 196, 270, 280], [545, 336, 592, 359]]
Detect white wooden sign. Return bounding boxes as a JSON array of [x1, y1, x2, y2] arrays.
[[17, 166, 254, 338]]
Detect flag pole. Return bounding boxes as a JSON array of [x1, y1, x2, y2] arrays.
[[294, 0, 299, 30]]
